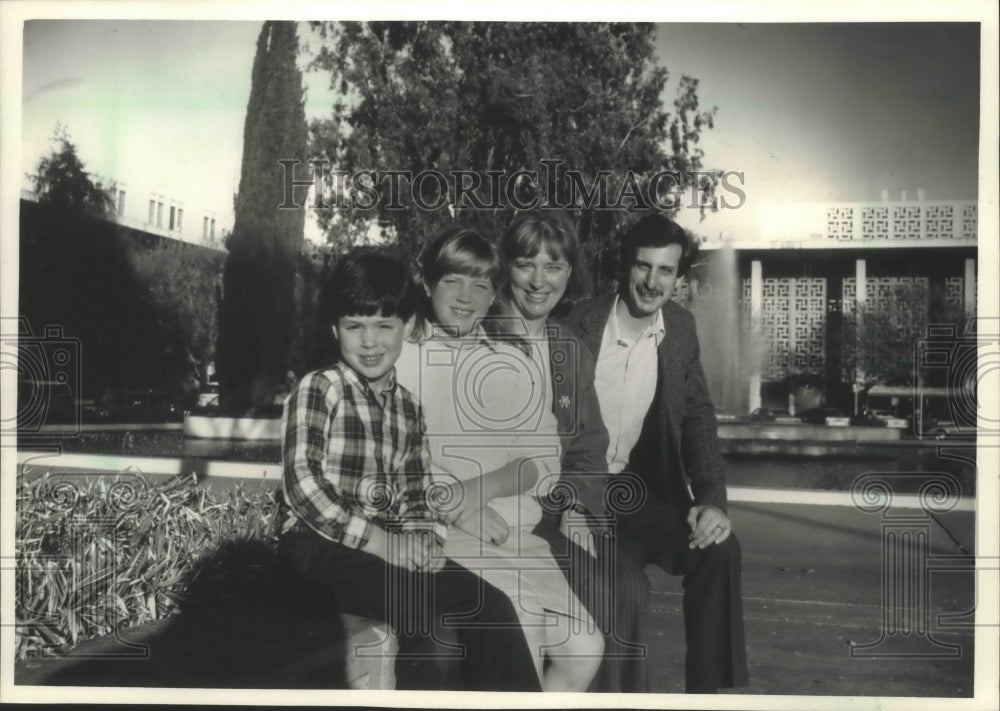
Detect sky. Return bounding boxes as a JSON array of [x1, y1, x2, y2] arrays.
[[21, 21, 262, 234], [17, 19, 985, 243], [656, 22, 981, 237]]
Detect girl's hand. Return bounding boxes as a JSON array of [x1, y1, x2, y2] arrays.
[[455, 506, 509, 545], [432, 477, 484, 525]]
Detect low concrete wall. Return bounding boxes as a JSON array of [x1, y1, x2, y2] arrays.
[[184, 414, 282, 440]]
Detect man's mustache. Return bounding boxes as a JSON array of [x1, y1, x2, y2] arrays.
[[636, 284, 664, 298]]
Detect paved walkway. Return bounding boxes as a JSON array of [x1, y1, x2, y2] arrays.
[[11, 499, 981, 700], [645, 500, 977, 697]]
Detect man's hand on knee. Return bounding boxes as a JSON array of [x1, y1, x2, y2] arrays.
[[686, 505, 732, 549]]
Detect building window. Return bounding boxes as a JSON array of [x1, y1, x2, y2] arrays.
[[203, 216, 209, 239], [210, 218, 216, 240], [157, 202, 164, 227], [169, 206, 176, 230], [148, 199, 155, 224], [117, 190, 126, 216], [177, 208, 183, 232]]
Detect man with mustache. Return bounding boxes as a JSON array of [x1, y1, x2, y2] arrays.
[[561, 213, 748, 694]]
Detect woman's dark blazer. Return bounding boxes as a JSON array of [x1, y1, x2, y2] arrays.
[[543, 319, 612, 519]]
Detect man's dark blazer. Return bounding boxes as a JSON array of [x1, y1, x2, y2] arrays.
[[559, 295, 727, 514]]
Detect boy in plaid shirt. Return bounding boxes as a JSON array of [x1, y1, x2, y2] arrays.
[[277, 248, 540, 691]]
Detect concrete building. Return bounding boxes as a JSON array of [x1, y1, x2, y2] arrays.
[[105, 178, 230, 249], [22, 174, 231, 250], [686, 197, 978, 416]]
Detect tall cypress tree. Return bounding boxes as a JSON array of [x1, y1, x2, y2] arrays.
[[218, 21, 308, 411]]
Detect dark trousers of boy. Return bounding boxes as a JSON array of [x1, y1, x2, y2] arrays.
[[279, 526, 542, 691]]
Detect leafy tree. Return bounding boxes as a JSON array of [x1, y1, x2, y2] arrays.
[[29, 125, 115, 219], [129, 241, 224, 399], [217, 21, 309, 411], [287, 241, 340, 377], [308, 21, 718, 288]]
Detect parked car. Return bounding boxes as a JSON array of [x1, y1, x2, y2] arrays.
[[799, 406, 850, 427], [850, 411, 881, 427], [924, 418, 977, 440], [197, 383, 220, 408], [850, 410, 908, 428], [83, 389, 120, 421], [874, 411, 909, 429], [17, 377, 80, 427], [750, 407, 791, 423], [85, 389, 183, 423]]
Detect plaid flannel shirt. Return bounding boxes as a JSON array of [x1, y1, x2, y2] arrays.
[[280, 363, 447, 550]]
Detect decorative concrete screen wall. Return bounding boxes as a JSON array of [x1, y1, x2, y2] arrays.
[[743, 277, 827, 381], [841, 276, 929, 382], [825, 202, 977, 241]]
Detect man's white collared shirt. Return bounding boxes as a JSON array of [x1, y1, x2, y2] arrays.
[[594, 296, 665, 474]]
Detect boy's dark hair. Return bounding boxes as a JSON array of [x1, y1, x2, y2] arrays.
[[619, 213, 699, 280], [320, 247, 418, 326]]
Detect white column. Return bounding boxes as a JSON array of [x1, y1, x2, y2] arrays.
[[856, 258, 867, 308], [964, 258, 976, 323], [748, 260, 763, 411], [855, 258, 867, 386]]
